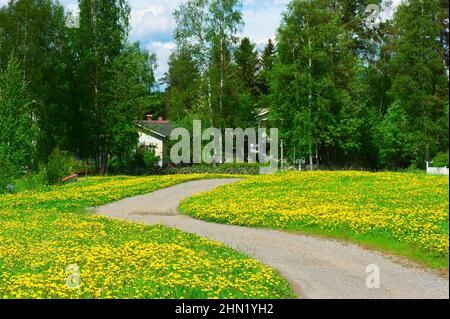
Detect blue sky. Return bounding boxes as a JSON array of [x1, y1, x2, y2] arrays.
[[0, 0, 401, 80]]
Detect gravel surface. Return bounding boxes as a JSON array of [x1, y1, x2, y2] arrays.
[[96, 179, 449, 299]]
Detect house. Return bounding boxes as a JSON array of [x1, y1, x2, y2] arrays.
[[135, 115, 173, 167], [134, 110, 270, 167]]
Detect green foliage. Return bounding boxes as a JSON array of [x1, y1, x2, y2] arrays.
[[0, 0, 156, 174], [142, 147, 161, 168], [0, 155, 15, 194], [235, 37, 259, 99], [104, 43, 157, 160], [387, 0, 449, 166], [0, 55, 37, 179], [0, 0, 72, 162], [166, 48, 202, 121], [13, 169, 49, 193], [377, 102, 409, 168], [133, 145, 160, 171], [433, 152, 449, 168], [0, 0, 448, 172], [108, 145, 160, 175], [73, 0, 146, 173], [171, 0, 245, 128], [233, 37, 259, 126], [270, 0, 368, 166], [257, 39, 276, 108], [45, 148, 84, 185], [267, 0, 448, 169]]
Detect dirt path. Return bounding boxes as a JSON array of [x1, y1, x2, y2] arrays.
[[95, 179, 449, 299]]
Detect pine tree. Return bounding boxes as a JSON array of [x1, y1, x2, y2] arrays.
[[258, 39, 275, 97], [235, 37, 259, 99], [166, 48, 202, 121]]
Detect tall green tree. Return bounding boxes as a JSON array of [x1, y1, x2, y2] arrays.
[[172, 0, 211, 121], [0, 0, 72, 161], [207, 0, 243, 125], [104, 43, 157, 160], [171, 0, 243, 127], [258, 39, 275, 97], [385, 0, 449, 167], [270, 0, 367, 168], [0, 55, 37, 187], [165, 48, 202, 121], [73, 0, 132, 172], [233, 37, 259, 126], [235, 37, 259, 99], [377, 101, 410, 168]]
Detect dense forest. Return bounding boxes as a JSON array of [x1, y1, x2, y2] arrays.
[[165, 0, 449, 169], [0, 0, 449, 188]]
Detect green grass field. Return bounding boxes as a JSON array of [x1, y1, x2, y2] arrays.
[[180, 171, 449, 270], [2, 171, 447, 299], [0, 174, 294, 299]]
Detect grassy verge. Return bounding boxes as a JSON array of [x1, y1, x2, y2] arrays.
[[0, 174, 294, 299], [180, 171, 449, 271]]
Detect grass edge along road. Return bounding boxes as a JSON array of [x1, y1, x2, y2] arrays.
[[0, 174, 294, 299], [180, 171, 450, 271]]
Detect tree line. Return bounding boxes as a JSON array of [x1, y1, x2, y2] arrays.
[[165, 0, 449, 169], [0, 0, 157, 184], [0, 0, 448, 188]]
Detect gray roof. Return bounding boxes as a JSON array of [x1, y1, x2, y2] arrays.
[[136, 121, 174, 138]]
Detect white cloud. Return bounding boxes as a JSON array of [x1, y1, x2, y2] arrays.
[[129, 1, 179, 42], [145, 41, 176, 80], [129, 1, 183, 80], [241, 3, 286, 48]]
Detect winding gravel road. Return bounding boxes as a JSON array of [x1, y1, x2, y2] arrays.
[[95, 179, 449, 299]]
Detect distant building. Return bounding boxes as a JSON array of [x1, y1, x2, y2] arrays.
[[134, 110, 271, 167], [135, 115, 173, 167]]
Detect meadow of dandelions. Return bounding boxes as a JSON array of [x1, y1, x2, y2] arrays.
[[0, 175, 293, 299], [181, 171, 449, 268]]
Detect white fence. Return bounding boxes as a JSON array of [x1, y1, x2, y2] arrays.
[[426, 162, 449, 176]]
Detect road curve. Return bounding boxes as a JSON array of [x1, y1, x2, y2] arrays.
[[95, 179, 449, 299]]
